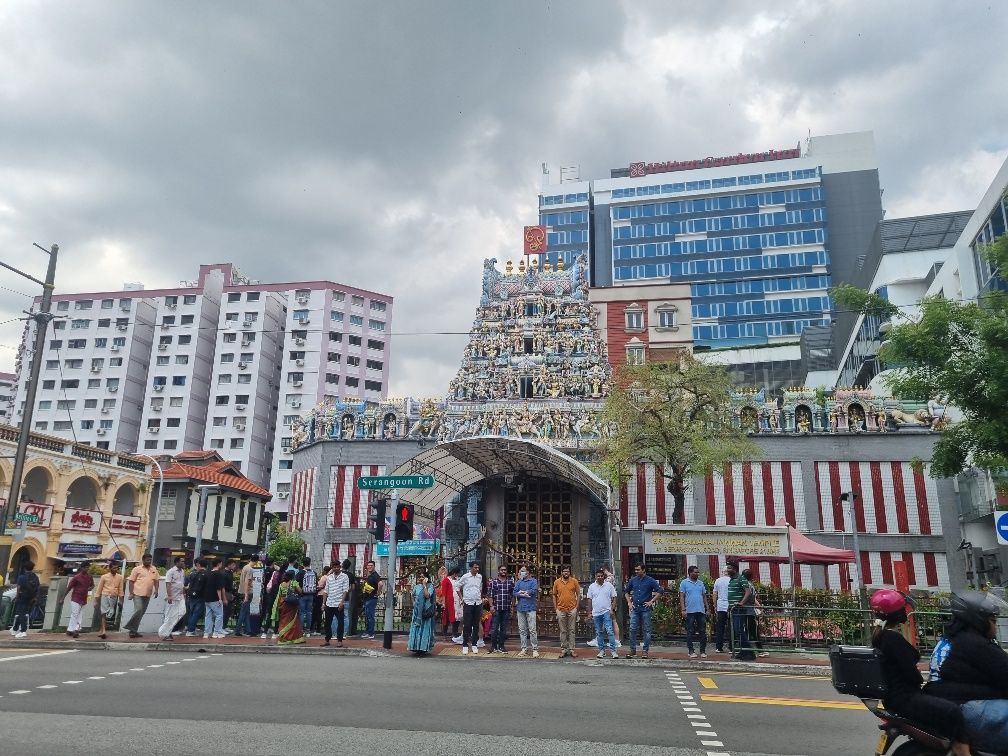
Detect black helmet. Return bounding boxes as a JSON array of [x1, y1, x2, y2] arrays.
[[950, 590, 1002, 633]]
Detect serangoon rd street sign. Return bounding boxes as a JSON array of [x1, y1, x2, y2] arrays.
[[356, 474, 435, 490]]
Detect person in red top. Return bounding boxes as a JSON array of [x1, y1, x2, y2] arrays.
[[438, 566, 457, 639], [66, 562, 94, 638]]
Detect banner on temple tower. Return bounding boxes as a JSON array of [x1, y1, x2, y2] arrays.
[[523, 225, 548, 256]]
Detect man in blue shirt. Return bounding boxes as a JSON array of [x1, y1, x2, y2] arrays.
[[513, 566, 539, 658], [624, 563, 663, 658], [679, 565, 709, 658]]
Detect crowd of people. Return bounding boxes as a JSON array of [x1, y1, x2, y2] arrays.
[[9, 553, 772, 664]]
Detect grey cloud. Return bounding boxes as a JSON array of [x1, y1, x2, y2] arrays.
[[0, 1, 1004, 397]]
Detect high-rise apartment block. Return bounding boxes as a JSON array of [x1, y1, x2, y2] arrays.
[[11, 263, 392, 503]]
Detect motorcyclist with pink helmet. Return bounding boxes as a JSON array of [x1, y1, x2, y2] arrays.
[[869, 588, 970, 756]]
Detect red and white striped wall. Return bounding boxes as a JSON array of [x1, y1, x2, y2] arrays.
[[823, 551, 950, 592], [328, 464, 386, 528], [700, 462, 807, 530], [288, 466, 317, 532], [814, 461, 941, 536], [619, 462, 686, 528]]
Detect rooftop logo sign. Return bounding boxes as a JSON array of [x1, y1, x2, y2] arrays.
[[628, 144, 801, 177]]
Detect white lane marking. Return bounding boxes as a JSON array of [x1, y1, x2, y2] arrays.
[[666, 675, 728, 756], [147, 664, 164, 668], [701, 742, 724, 748], [683, 707, 702, 712], [9, 690, 31, 694], [62, 680, 83, 684], [109, 671, 127, 676], [87, 676, 105, 680], [37, 685, 57, 690], [0, 649, 78, 664], [211, 653, 223, 656], [166, 661, 180, 665], [696, 731, 718, 736], [181, 658, 196, 661], [687, 714, 707, 720], [129, 668, 145, 671], [707, 752, 731, 756]]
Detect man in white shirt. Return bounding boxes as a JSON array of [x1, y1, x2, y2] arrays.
[[456, 561, 484, 655], [712, 565, 732, 654], [158, 556, 187, 641], [322, 562, 350, 647], [587, 569, 619, 659]]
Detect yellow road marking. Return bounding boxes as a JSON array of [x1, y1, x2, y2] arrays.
[[698, 676, 718, 689], [700, 693, 863, 710], [696, 670, 831, 682]]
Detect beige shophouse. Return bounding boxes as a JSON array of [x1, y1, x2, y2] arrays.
[[0, 425, 153, 584]]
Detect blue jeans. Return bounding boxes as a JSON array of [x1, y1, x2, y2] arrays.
[[299, 594, 314, 633], [628, 606, 653, 652], [685, 612, 707, 654], [490, 608, 510, 649], [204, 600, 224, 635], [593, 612, 617, 652], [235, 599, 251, 635], [364, 597, 378, 635], [186, 598, 205, 634], [731, 607, 754, 658], [962, 699, 1008, 752]]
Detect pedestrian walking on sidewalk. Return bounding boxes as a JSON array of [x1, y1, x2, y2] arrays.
[[10, 560, 40, 639], [712, 566, 732, 654], [260, 559, 280, 639], [552, 565, 581, 657], [124, 553, 159, 638], [457, 561, 483, 655], [342, 559, 360, 638], [513, 565, 539, 658], [202, 559, 229, 639], [447, 567, 463, 642], [587, 569, 619, 659], [407, 570, 436, 655], [272, 568, 306, 646], [66, 562, 93, 638], [93, 560, 123, 640], [741, 568, 768, 657], [158, 556, 187, 640], [234, 556, 258, 637], [295, 557, 317, 638], [488, 565, 515, 653], [322, 561, 349, 647], [726, 563, 756, 661], [679, 565, 709, 658], [184, 559, 207, 636], [624, 563, 662, 659]]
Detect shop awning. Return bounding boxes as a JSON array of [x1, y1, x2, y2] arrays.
[[732, 520, 855, 565]]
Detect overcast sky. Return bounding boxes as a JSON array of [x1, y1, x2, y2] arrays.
[[0, 1, 1004, 398]]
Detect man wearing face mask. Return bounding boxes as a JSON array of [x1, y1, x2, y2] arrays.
[[513, 565, 539, 658]]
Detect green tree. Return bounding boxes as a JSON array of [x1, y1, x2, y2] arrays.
[[596, 355, 761, 523], [265, 517, 307, 566], [831, 231, 1008, 476]]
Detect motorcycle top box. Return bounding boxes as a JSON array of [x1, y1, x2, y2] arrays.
[[829, 644, 890, 698]]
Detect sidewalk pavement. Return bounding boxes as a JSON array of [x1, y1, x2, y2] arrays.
[[0, 630, 833, 675]]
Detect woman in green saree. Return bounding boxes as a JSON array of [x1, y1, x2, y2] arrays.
[[272, 568, 306, 645]]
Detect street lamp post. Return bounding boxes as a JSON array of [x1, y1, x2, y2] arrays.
[[121, 452, 163, 562], [193, 484, 220, 562]]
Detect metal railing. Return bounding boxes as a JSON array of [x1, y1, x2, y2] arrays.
[[724, 605, 951, 655]]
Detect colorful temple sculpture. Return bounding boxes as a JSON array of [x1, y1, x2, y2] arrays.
[[290, 254, 611, 451]]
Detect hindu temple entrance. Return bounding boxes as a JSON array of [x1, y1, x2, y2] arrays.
[[503, 476, 573, 575]]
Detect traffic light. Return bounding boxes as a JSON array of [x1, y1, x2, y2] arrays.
[[394, 502, 415, 542], [369, 497, 388, 542]]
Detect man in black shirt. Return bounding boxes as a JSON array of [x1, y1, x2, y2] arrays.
[[202, 559, 229, 639], [185, 559, 207, 636], [342, 559, 361, 637], [359, 560, 383, 639]]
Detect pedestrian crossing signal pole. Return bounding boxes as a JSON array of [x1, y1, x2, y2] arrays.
[[382, 488, 398, 650]]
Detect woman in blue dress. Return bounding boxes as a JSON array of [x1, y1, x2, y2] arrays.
[[407, 569, 436, 655]]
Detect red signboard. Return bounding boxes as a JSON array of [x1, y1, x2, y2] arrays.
[[62, 507, 101, 533], [17, 501, 53, 529], [628, 145, 802, 177], [523, 225, 548, 256], [109, 513, 142, 535]]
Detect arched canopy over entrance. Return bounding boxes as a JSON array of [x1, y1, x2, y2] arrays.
[[388, 436, 610, 511]]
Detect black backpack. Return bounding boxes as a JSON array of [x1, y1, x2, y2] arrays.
[[188, 570, 207, 599]]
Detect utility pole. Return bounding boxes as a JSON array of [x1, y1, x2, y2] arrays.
[[0, 243, 58, 580], [193, 484, 219, 562], [382, 488, 398, 650]]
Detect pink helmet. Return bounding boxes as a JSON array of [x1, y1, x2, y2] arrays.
[[870, 589, 915, 617]]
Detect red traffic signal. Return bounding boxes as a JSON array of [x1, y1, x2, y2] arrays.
[[394, 502, 415, 541]]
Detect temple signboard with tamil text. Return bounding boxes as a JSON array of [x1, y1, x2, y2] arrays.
[[644, 524, 790, 559]]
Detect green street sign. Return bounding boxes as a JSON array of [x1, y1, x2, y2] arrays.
[[14, 511, 40, 524], [357, 474, 435, 490]]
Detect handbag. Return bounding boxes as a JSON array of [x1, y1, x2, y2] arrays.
[[284, 586, 301, 606]]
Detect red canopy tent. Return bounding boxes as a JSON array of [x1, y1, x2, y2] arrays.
[[730, 521, 855, 590]]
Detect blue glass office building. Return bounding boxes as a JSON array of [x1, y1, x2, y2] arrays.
[[540, 133, 883, 352]]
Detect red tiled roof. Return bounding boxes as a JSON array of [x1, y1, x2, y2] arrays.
[[174, 450, 220, 461], [154, 461, 272, 500]]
